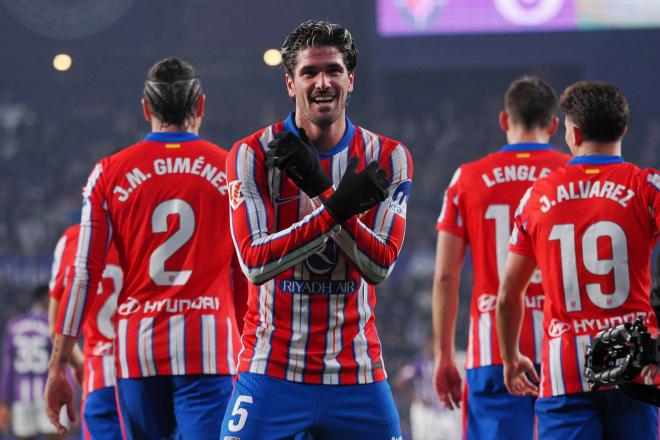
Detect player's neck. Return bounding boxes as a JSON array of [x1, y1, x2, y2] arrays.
[[295, 113, 346, 153], [573, 141, 622, 157], [506, 128, 550, 145], [150, 118, 200, 135]]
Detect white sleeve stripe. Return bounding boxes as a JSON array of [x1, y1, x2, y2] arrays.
[[236, 145, 268, 240], [48, 235, 67, 291]]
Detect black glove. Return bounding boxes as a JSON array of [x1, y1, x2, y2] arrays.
[[266, 129, 332, 198], [323, 157, 390, 224]]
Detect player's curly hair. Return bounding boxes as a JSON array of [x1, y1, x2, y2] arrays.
[[560, 81, 629, 142], [281, 20, 357, 77], [143, 57, 202, 128], [504, 76, 557, 130]]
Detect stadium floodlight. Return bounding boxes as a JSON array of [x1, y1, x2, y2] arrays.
[[263, 49, 282, 67], [53, 53, 72, 71]]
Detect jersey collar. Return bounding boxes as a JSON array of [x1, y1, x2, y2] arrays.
[[567, 155, 624, 165], [283, 112, 355, 159], [145, 132, 200, 142], [500, 143, 552, 152]]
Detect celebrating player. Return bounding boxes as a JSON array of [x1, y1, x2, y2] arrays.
[[433, 76, 569, 439], [48, 224, 123, 439], [221, 20, 412, 439], [44, 57, 244, 439], [497, 81, 660, 438], [0, 285, 65, 440]]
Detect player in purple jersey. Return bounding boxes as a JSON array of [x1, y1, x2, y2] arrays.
[[0, 285, 66, 439]]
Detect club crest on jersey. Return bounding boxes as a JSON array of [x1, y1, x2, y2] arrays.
[[389, 179, 411, 216], [117, 297, 141, 316], [477, 293, 498, 313], [228, 180, 245, 210], [305, 240, 338, 275], [548, 319, 570, 338]]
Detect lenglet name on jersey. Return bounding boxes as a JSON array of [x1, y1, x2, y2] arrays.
[[481, 165, 551, 188], [540, 180, 635, 213], [113, 156, 227, 202]]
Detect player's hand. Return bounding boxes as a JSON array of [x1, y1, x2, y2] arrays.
[[323, 157, 390, 224], [503, 354, 539, 397], [642, 364, 659, 384], [0, 404, 11, 431], [266, 129, 332, 198], [433, 355, 462, 410], [44, 366, 76, 434]]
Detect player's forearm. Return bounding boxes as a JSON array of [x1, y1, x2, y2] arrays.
[[496, 293, 524, 363], [433, 275, 460, 358], [48, 297, 60, 339], [232, 207, 339, 285], [70, 343, 84, 370], [48, 334, 79, 372]]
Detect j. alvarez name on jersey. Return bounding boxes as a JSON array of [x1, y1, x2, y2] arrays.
[[113, 155, 227, 202], [539, 180, 635, 213]]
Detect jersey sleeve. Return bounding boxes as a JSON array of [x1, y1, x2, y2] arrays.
[[332, 143, 413, 284], [48, 233, 68, 300], [231, 252, 249, 331], [0, 324, 12, 403], [435, 166, 467, 240], [228, 140, 339, 286], [509, 186, 536, 259], [56, 163, 111, 338]]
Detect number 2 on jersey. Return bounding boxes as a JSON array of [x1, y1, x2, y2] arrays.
[[149, 199, 195, 286], [549, 221, 630, 312]]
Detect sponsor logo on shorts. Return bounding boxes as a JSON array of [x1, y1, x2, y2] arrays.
[[477, 293, 497, 313]]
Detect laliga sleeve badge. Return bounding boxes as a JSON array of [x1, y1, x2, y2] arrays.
[[228, 180, 245, 209], [388, 179, 411, 217]]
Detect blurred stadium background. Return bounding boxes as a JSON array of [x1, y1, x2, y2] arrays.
[[0, 0, 659, 438]]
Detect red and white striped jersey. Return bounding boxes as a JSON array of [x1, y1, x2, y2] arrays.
[[56, 132, 242, 379], [50, 225, 122, 396], [510, 156, 660, 397], [228, 113, 412, 385], [437, 144, 570, 369]]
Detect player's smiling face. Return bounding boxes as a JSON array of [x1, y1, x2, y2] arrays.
[[286, 46, 354, 128]]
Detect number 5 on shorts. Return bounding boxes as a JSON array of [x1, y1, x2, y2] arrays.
[[228, 395, 253, 432]]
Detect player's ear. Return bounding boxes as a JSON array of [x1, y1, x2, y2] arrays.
[[573, 125, 584, 146], [196, 94, 206, 118], [142, 98, 152, 122], [499, 111, 509, 133], [547, 117, 559, 136], [347, 69, 355, 93], [285, 73, 295, 102]]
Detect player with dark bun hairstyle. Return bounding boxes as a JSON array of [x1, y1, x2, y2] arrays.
[[44, 57, 246, 439]]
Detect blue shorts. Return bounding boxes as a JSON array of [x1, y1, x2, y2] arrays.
[[464, 365, 536, 440], [82, 386, 121, 440], [116, 374, 233, 440], [220, 372, 401, 440], [536, 390, 659, 440]]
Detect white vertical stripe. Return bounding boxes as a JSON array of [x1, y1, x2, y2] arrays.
[[361, 128, 381, 164], [250, 280, 276, 374], [549, 338, 565, 395], [226, 317, 236, 374], [575, 335, 592, 392], [286, 263, 310, 383], [118, 319, 129, 378], [102, 355, 115, 387], [237, 145, 268, 239], [466, 318, 474, 369], [478, 313, 492, 366], [32, 377, 43, 403], [202, 315, 217, 374], [138, 318, 156, 377], [48, 235, 67, 291], [87, 360, 94, 394], [533, 310, 544, 364], [323, 256, 347, 385], [169, 315, 186, 375], [354, 281, 374, 384]]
